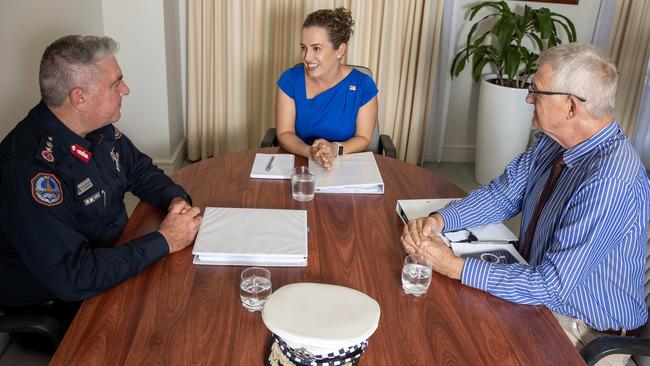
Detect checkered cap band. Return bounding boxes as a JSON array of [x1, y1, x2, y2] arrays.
[[272, 334, 368, 366]]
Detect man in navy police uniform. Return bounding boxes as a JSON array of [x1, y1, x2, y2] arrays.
[[0, 35, 202, 306]]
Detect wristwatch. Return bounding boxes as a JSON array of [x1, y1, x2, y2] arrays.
[[334, 142, 344, 157]]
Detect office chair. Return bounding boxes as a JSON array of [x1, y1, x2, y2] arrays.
[[0, 301, 67, 351], [580, 229, 650, 366], [260, 64, 397, 159]]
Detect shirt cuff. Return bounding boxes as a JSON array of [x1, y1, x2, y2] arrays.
[[437, 206, 463, 232], [460, 258, 492, 291], [130, 231, 170, 264], [157, 185, 190, 209]]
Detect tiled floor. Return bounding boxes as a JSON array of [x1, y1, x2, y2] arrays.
[[0, 160, 520, 366]]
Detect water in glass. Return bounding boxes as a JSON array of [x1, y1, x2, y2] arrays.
[[291, 173, 315, 201], [401, 262, 432, 296], [240, 275, 272, 311]]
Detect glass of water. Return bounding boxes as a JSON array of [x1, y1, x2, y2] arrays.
[[401, 253, 432, 296], [291, 166, 315, 202], [240, 267, 272, 312]]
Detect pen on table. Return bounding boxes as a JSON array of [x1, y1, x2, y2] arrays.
[[456, 239, 519, 245], [265, 156, 275, 171]]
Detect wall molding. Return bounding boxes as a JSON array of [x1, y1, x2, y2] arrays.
[[436, 144, 475, 163], [153, 137, 186, 174]]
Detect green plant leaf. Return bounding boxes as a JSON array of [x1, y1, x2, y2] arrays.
[[504, 47, 522, 80], [472, 57, 489, 81], [469, 1, 506, 20], [551, 13, 577, 41], [536, 9, 553, 39], [495, 15, 516, 57], [451, 49, 470, 77], [527, 32, 544, 51]]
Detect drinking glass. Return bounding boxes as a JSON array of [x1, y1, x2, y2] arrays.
[[401, 254, 432, 296], [291, 166, 315, 202], [240, 267, 272, 312]]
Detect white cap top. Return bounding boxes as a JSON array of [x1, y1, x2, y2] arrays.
[[262, 283, 381, 355]]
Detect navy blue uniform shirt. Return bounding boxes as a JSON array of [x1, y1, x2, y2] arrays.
[[0, 102, 189, 304]]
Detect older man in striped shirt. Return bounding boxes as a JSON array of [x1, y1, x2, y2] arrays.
[[402, 42, 649, 365]]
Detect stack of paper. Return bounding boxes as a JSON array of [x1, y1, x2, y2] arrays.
[[192, 207, 308, 266], [250, 153, 294, 179], [396, 198, 526, 264], [308, 151, 384, 194]]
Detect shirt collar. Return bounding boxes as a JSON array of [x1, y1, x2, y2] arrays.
[[561, 120, 622, 168]]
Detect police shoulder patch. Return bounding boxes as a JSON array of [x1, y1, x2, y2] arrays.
[[31, 173, 63, 206]]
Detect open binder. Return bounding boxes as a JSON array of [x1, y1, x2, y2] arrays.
[[192, 207, 308, 266], [396, 198, 526, 264], [308, 152, 384, 194]]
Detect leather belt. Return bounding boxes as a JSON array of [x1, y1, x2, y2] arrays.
[[602, 327, 642, 337]]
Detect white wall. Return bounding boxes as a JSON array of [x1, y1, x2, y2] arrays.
[[0, 0, 104, 139], [101, 0, 185, 167], [435, 0, 602, 162]]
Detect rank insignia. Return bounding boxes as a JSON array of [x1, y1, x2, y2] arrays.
[[70, 144, 92, 163], [31, 173, 63, 206], [114, 127, 123, 139], [41, 150, 54, 163]]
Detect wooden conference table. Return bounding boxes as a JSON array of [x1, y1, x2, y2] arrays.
[[51, 147, 583, 365]]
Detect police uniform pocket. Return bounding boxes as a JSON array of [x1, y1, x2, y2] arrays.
[[75, 190, 106, 223]]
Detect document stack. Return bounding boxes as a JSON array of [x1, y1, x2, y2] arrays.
[[308, 151, 384, 194], [396, 198, 526, 264], [192, 207, 308, 266]]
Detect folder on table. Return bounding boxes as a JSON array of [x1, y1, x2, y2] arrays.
[[308, 151, 384, 194], [250, 153, 294, 179], [396, 198, 526, 264], [192, 207, 308, 266]]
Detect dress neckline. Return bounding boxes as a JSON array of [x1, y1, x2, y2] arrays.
[[303, 66, 355, 100]]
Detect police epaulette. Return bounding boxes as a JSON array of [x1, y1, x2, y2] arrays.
[[35, 134, 56, 166]]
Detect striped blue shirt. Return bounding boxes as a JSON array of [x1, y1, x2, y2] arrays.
[[437, 121, 649, 331]]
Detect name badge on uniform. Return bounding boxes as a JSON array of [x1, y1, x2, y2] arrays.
[[76, 178, 94, 196]]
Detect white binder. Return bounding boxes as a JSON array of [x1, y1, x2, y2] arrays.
[[395, 198, 526, 264], [308, 152, 384, 194], [192, 207, 308, 266]]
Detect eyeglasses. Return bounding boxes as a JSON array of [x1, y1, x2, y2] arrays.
[[527, 85, 587, 103]]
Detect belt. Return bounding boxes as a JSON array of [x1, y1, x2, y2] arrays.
[[601, 327, 642, 337]]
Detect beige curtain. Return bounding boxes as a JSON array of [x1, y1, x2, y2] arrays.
[[187, 0, 444, 164], [608, 0, 650, 136]]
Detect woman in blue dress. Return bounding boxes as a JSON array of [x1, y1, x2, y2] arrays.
[[276, 7, 378, 169]]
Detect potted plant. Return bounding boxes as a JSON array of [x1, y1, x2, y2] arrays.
[[450, 1, 577, 184]]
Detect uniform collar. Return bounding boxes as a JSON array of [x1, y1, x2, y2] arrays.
[[561, 120, 622, 168], [34, 101, 93, 151], [34, 101, 115, 147]]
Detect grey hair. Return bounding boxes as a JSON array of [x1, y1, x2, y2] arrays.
[[537, 42, 617, 119], [39, 35, 119, 107]]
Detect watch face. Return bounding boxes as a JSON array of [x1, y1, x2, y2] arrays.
[[338, 144, 344, 156]]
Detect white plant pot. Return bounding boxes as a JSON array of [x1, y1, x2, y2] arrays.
[[474, 74, 533, 184]]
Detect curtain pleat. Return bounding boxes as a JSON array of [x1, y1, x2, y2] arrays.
[[187, 0, 443, 163], [608, 0, 650, 136]]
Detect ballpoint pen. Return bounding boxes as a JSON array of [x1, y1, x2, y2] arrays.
[[265, 156, 275, 172]]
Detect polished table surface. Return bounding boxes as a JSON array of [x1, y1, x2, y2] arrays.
[[51, 148, 584, 365]]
